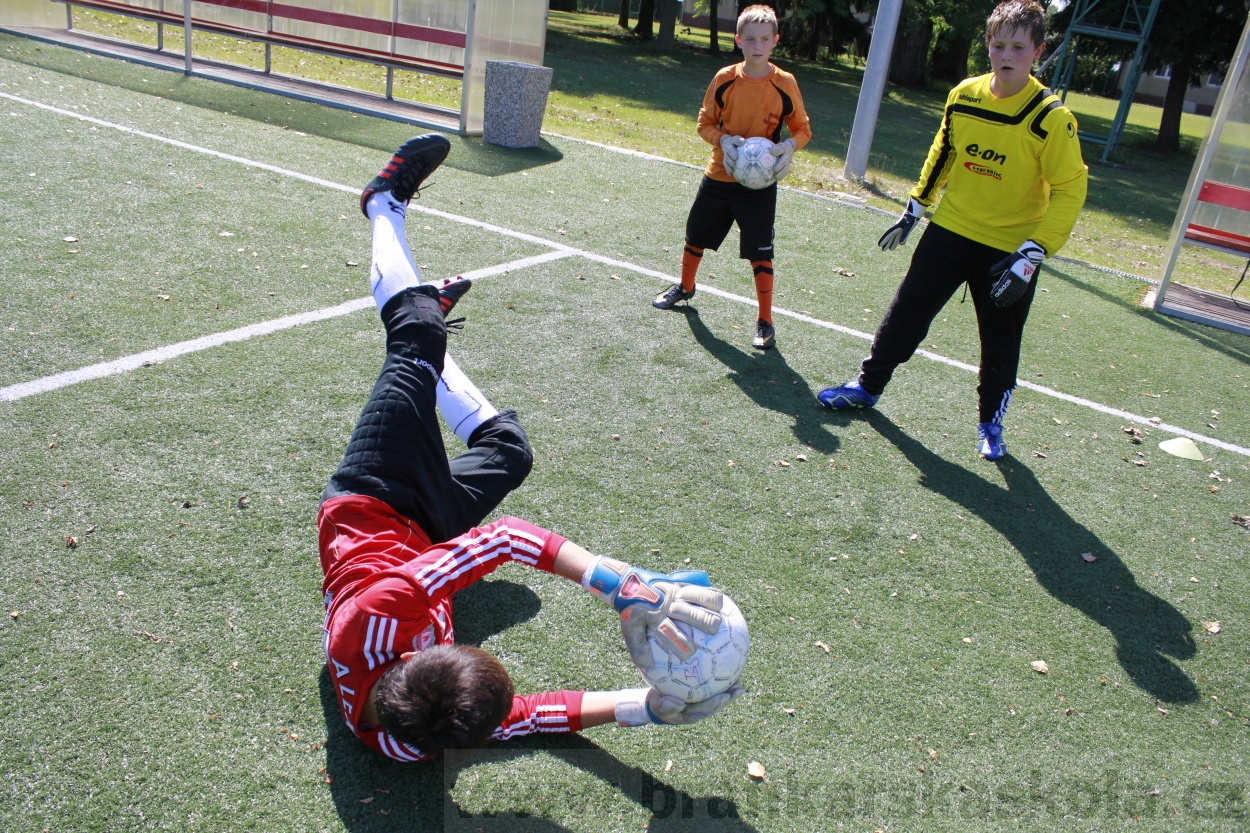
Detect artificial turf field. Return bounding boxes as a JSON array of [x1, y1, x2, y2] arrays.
[[2, 35, 1249, 833]]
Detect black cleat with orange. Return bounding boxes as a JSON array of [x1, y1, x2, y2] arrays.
[[360, 134, 452, 217], [435, 277, 471, 317]]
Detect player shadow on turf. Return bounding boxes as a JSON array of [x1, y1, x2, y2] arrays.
[[441, 737, 759, 832], [680, 306, 842, 455], [864, 411, 1199, 705]]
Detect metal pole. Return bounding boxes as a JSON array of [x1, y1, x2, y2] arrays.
[[66, 3, 74, 31], [842, 0, 904, 183], [183, 0, 192, 74]]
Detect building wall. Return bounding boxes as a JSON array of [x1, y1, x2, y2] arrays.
[[1118, 64, 1224, 115]]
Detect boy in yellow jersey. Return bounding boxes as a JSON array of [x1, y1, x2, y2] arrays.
[[652, 4, 812, 350], [817, 0, 1087, 460]]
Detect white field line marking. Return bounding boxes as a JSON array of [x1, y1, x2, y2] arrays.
[[4, 92, 1245, 457], [0, 250, 573, 403]]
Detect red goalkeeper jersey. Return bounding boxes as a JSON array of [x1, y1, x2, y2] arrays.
[[318, 494, 586, 762]]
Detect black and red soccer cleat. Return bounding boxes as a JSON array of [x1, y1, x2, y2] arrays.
[[360, 134, 452, 217], [434, 277, 471, 318]]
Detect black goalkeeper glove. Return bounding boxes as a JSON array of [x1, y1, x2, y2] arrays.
[[988, 240, 1045, 307], [877, 198, 925, 251]]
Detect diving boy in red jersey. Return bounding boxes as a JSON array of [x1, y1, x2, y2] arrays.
[[320, 135, 745, 761]]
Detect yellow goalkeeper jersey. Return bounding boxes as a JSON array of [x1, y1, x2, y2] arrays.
[[911, 74, 1088, 256], [696, 63, 812, 182]]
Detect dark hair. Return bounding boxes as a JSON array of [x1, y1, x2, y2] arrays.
[[986, 0, 1046, 47], [373, 645, 513, 754]]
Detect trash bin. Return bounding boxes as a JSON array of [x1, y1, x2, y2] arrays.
[[483, 60, 554, 149]]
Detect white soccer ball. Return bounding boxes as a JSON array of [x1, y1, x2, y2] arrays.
[[640, 594, 749, 703], [733, 137, 777, 190]]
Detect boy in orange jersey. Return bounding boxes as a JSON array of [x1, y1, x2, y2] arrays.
[[652, 4, 812, 350]]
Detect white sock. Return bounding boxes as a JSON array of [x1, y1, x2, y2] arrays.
[[366, 193, 421, 310], [437, 353, 500, 444]]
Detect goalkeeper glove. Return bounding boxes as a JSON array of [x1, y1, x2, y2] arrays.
[[582, 555, 723, 668], [768, 138, 797, 181], [613, 685, 747, 726], [719, 135, 745, 176], [988, 240, 1045, 307], [877, 197, 925, 251]]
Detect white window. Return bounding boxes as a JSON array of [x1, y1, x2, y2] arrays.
[[1153, 65, 1172, 79], [1208, 68, 1226, 87]]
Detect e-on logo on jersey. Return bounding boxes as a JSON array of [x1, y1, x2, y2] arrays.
[[964, 143, 1005, 179]]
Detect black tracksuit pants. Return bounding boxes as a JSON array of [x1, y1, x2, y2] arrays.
[[858, 223, 1038, 424], [322, 285, 533, 544]]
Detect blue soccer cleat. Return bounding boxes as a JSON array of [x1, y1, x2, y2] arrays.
[[977, 422, 1007, 460], [817, 380, 879, 409]]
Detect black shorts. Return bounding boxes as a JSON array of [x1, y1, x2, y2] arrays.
[[684, 176, 777, 261], [322, 286, 533, 544]]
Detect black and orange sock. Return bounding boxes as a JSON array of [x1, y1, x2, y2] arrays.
[[752, 260, 774, 323], [681, 243, 704, 293]]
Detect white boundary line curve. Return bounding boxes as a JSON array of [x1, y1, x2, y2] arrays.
[[1, 91, 1245, 458]]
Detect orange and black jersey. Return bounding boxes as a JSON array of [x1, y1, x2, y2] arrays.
[[910, 74, 1087, 256], [697, 63, 812, 182]]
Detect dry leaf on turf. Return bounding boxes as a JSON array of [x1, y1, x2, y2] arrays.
[[1031, 660, 1050, 674], [747, 762, 766, 779], [1034, 451, 1048, 458], [1081, 552, 1097, 563], [1203, 621, 1221, 634], [814, 642, 831, 653], [65, 535, 79, 549], [664, 760, 673, 773], [1233, 516, 1250, 530]]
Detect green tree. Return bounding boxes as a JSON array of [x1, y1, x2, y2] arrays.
[[1147, 0, 1247, 152]]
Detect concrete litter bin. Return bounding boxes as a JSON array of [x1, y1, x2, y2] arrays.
[[483, 60, 554, 148]]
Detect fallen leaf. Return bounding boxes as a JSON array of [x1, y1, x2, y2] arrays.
[[1146, 789, 1161, 797], [1203, 621, 1221, 634], [814, 641, 831, 653], [1156, 702, 1170, 716], [1033, 451, 1048, 458], [747, 762, 766, 779], [962, 637, 973, 644], [1080, 552, 1097, 563], [218, 231, 235, 237], [1233, 515, 1250, 530], [610, 434, 620, 440], [664, 760, 673, 773], [9, 611, 19, 619], [62, 235, 78, 242], [782, 707, 795, 715], [237, 496, 250, 509], [65, 535, 79, 549], [795, 454, 807, 462], [1031, 660, 1049, 674], [345, 260, 360, 267], [928, 748, 939, 759], [778, 460, 791, 467], [360, 796, 374, 805]]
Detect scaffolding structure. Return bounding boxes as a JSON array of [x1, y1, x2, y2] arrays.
[[1045, 0, 1162, 163]]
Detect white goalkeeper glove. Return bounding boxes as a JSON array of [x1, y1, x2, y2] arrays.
[[613, 685, 746, 726], [877, 197, 925, 251], [719, 134, 745, 176], [988, 239, 1045, 307], [582, 555, 723, 669], [768, 138, 797, 181]]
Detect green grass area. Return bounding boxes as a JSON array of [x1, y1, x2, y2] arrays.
[[60, 6, 1250, 296], [2, 33, 1250, 833]]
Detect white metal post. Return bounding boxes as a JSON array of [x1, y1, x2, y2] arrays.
[[183, 0, 192, 73], [842, 0, 903, 183]]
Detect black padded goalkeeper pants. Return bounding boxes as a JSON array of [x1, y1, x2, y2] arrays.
[[322, 286, 533, 544], [857, 223, 1039, 424]]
